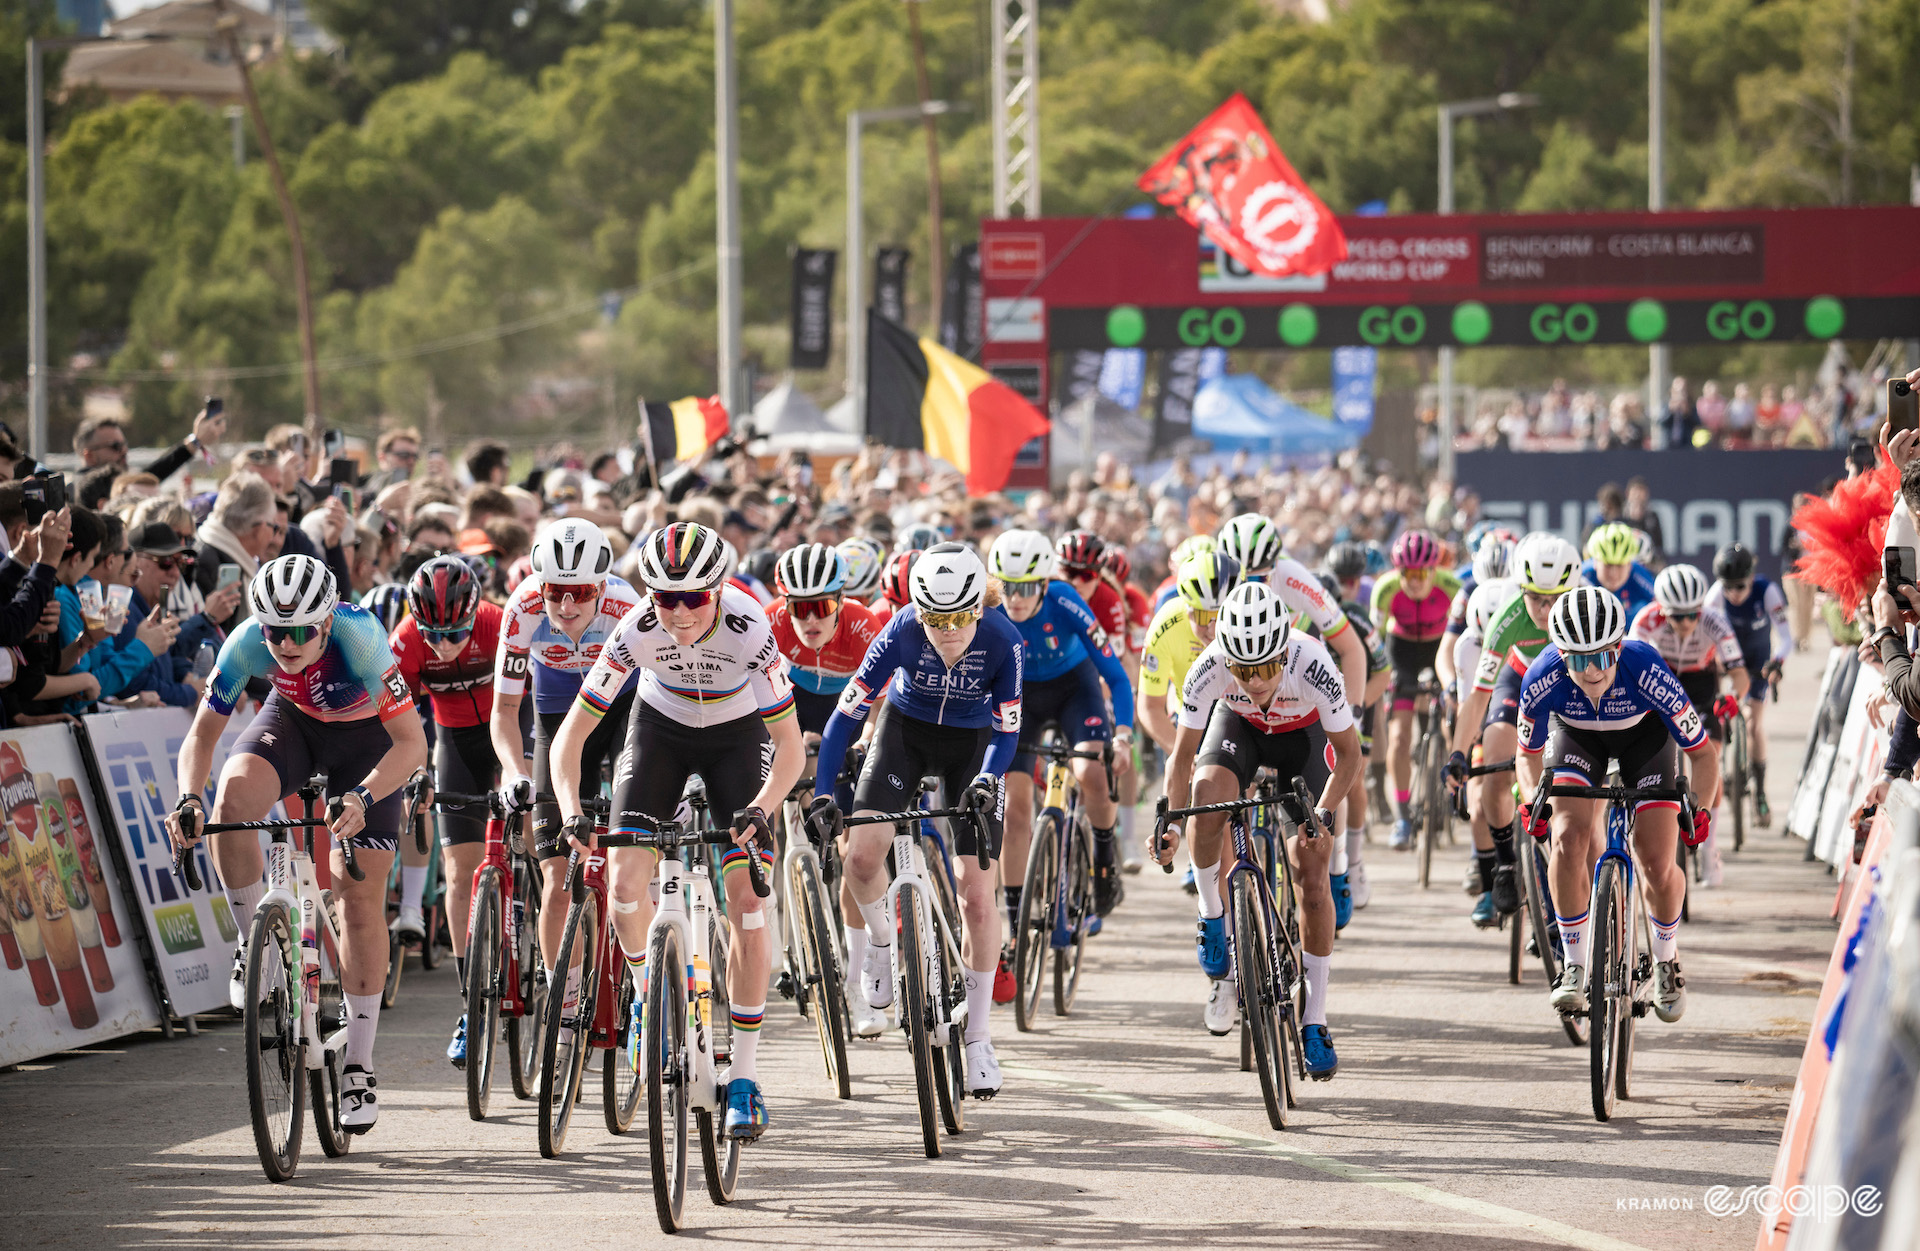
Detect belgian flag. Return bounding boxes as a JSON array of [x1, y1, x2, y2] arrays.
[[641, 395, 731, 463], [866, 310, 1051, 493]]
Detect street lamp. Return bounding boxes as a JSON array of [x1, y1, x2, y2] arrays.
[[845, 100, 964, 429], [1435, 91, 1538, 481]]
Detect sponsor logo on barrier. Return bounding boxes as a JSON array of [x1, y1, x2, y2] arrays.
[[1700, 1184, 1881, 1220]]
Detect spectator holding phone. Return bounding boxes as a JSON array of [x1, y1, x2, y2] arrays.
[[73, 400, 226, 481], [112, 523, 203, 709], [190, 473, 281, 629]]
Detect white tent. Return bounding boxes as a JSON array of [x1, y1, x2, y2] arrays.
[[752, 379, 862, 455]]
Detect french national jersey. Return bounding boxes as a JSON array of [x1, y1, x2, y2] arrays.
[[206, 604, 413, 724], [1705, 577, 1791, 665], [577, 583, 794, 728], [1516, 640, 1707, 754], [495, 574, 641, 714], [1177, 635, 1354, 737], [390, 599, 503, 728]]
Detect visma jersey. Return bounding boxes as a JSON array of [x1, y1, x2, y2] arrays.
[[1516, 639, 1706, 754]]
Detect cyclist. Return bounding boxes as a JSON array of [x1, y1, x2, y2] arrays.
[[873, 549, 918, 628], [1137, 552, 1243, 755], [1156, 582, 1363, 1078], [552, 520, 803, 1141], [1103, 545, 1152, 873], [1315, 564, 1390, 927], [1446, 533, 1582, 925], [837, 535, 886, 608], [1216, 513, 1367, 732], [811, 543, 1024, 1099], [1517, 586, 1716, 1025], [1706, 542, 1791, 827], [989, 530, 1135, 964], [359, 581, 433, 943], [165, 555, 428, 1133], [1056, 530, 1131, 646], [490, 518, 642, 1075], [387, 556, 504, 1068], [1369, 529, 1461, 849], [1152, 534, 1217, 611], [1438, 531, 1518, 925], [1581, 522, 1657, 622], [897, 522, 942, 553]]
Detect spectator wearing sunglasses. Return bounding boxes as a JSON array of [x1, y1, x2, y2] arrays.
[[111, 523, 205, 710], [363, 428, 422, 495], [51, 508, 179, 713], [72, 401, 225, 481]]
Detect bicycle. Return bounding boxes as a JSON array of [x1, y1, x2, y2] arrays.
[[171, 774, 364, 1182], [1527, 767, 1693, 1121], [809, 785, 990, 1159], [1722, 697, 1749, 852], [380, 779, 449, 1009], [1012, 737, 1114, 1031], [776, 755, 853, 1099], [1450, 757, 1531, 972], [1409, 668, 1454, 888], [624, 806, 772, 1233], [1154, 771, 1323, 1131], [1516, 809, 1580, 1048]]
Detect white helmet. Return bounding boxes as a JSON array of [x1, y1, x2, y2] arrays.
[[775, 543, 847, 599], [1217, 513, 1282, 575], [1215, 581, 1292, 666], [1472, 534, 1514, 584], [251, 554, 337, 629], [1549, 585, 1628, 654], [909, 542, 987, 615], [635, 521, 729, 592], [1515, 532, 1581, 595], [837, 536, 885, 598], [1654, 563, 1710, 614], [896, 522, 942, 553], [989, 529, 1056, 583], [532, 518, 614, 586]]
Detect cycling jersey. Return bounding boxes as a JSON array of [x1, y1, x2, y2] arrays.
[[1151, 576, 1179, 613], [576, 583, 795, 729], [1705, 577, 1792, 665], [1003, 581, 1134, 728], [495, 574, 641, 714], [1516, 640, 1707, 754], [1451, 577, 1516, 700], [1629, 602, 1745, 675], [1178, 635, 1354, 737], [1370, 568, 1463, 642], [1140, 600, 1205, 703], [390, 599, 503, 728], [1446, 569, 1480, 634], [1119, 580, 1152, 654], [1472, 588, 1551, 692], [1344, 599, 1389, 677], [1580, 559, 1656, 622], [768, 596, 884, 696], [1263, 556, 1353, 642], [206, 604, 413, 725], [1074, 577, 1130, 647]]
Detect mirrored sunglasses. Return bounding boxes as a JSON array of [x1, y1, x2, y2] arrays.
[[788, 596, 840, 621], [263, 623, 320, 646], [542, 583, 601, 603], [1227, 659, 1284, 682], [920, 609, 981, 631], [1566, 648, 1619, 673], [654, 589, 713, 611]]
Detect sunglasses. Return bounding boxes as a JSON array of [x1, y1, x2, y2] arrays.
[[1523, 591, 1561, 609], [1227, 659, 1285, 682], [1061, 563, 1100, 579], [1190, 608, 1218, 627], [1565, 647, 1619, 673], [1667, 611, 1699, 622], [653, 589, 714, 611], [422, 627, 472, 647], [93, 438, 128, 454], [920, 609, 981, 631], [264, 623, 321, 646], [788, 596, 840, 621], [389, 449, 419, 462], [148, 552, 196, 572], [1723, 582, 1751, 593], [243, 449, 275, 464], [542, 583, 602, 604], [1003, 580, 1045, 599]]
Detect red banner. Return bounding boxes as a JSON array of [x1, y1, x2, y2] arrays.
[[1139, 92, 1347, 279]]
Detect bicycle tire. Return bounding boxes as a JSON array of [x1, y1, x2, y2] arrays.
[[244, 900, 306, 1182], [929, 915, 968, 1134], [1728, 716, 1748, 852], [1415, 724, 1439, 888], [1012, 817, 1057, 1033], [1268, 839, 1307, 1100], [1617, 875, 1651, 1103], [310, 1044, 352, 1159], [699, 911, 740, 1205], [1231, 873, 1289, 1130], [536, 891, 599, 1158], [899, 893, 942, 1158], [604, 962, 641, 1135], [507, 861, 545, 1102], [645, 924, 690, 1233], [1054, 818, 1091, 1016], [420, 904, 445, 971], [465, 870, 503, 1120], [381, 925, 403, 1009], [1589, 859, 1625, 1122], [1508, 893, 1523, 985], [793, 854, 852, 1098]]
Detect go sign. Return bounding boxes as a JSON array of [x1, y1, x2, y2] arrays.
[[1178, 307, 1247, 347], [1357, 305, 1427, 346], [1706, 299, 1776, 341], [1529, 302, 1598, 344]]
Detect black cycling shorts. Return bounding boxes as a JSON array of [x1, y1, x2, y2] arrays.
[[853, 702, 1004, 862], [1388, 635, 1443, 708], [1194, 703, 1333, 799], [435, 722, 498, 848], [1678, 668, 1724, 742], [1012, 658, 1113, 773], [234, 692, 402, 853], [531, 689, 635, 860], [609, 704, 774, 880], [792, 686, 839, 737], [1538, 714, 1683, 815], [1483, 661, 1525, 729]]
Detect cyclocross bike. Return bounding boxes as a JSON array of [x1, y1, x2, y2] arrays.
[[1410, 668, 1454, 888], [777, 753, 853, 1099], [173, 774, 361, 1182], [382, 773, 449, 1008], [1722, 696, 1750, 851], [1012, 737, 1114, 1031]]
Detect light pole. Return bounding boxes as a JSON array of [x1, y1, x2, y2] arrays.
[[715, 0, 743, 420], [1435, 91, 1538, 482], [845, 101, 961, 431], [1648, 0, 1668, 442]]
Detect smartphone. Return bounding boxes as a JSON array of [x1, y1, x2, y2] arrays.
[[204, 395, 224, 419], [216, 563, 243, 592], [1884, 546, 1916, 592], [333, 482, 358, 513], [21, 471, 65, 524], [323, 429, 346, 459], [330, 456, 357, 489], [1890, 378, 1919, 437]]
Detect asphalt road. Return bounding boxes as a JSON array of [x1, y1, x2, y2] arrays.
[[1, 656, 1840, 1250]]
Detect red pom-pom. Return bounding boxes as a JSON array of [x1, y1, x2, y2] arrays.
[[1792, 458, 1898, 619]]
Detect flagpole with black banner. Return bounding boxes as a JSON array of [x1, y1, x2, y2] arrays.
[[636, 396, 660, 490]]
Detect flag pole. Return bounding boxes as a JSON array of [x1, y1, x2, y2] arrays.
[[636, 397, 661, 490]]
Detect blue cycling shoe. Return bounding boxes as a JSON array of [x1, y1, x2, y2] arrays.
[[1181, 865, 1198, 896], [1087, 915, 1103, 937], [1330, 873, 1352, 931], [1470, 891, 1497, 928], [1196, 915, 1229, 978], [1388, 818, 1413, 850], [627, 991, 646, 1074], [724, 1078, 768, 1140], [1301, 1024, 1338, 1080], [447, 1013, 467, 1069]]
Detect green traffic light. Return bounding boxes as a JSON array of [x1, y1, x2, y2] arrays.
[[1451, 301, 1491, 346], [1106, 305, 1146, 348]]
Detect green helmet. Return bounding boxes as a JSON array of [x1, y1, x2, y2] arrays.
[[1170, 534, 1216, 569], [1586, 522, 1640, 566], [1176, 552, 1243, 613]]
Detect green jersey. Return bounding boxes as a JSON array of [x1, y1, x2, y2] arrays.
[[1472, 589, 1550, 692]]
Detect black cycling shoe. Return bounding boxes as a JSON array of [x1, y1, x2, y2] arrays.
[[1093, 863, 1124, 917], [1491, 863, 1520, 915]]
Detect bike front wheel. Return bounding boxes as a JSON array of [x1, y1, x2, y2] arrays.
[[537, 892, 600, 1157], [1589, 860, 1629, 1122], [699, 913, 741, 1205], [604, 962, 641, 1135], [899, 895, 942, 1158], [1231, 873, 1289, 1130], [1054, 818, 1092, 1016], [244, 900, 307, 1182], [507, 863, 545, 1102], [646, 925, 691, 1233], [465, 869, 503, 1121], [791, 853, 852, 1098]]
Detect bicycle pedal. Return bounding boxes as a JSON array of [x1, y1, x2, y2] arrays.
[[775, 970, 797, 1000]]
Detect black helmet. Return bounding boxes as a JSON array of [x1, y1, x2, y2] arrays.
[[1325, 541, 1368, 582], [1712, 542, 1755, 583]]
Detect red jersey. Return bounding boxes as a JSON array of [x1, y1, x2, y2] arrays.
[[868, 601, 895, 630], [1074, 578, 1129, 650], [768, 596, 883, 696], [390, 599, 503, 728], [1120, 582, 1151, 654]]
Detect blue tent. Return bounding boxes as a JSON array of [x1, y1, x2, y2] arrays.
[[1192, 374, 1360, 455]]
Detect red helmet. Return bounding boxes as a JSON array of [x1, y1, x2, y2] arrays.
[[1101, 546, 1132, 584], [1055, 530, 1105, 576], [881, 550, 919, 608], [407, 555, 482, 633]]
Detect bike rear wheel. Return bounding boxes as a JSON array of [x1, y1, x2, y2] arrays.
[[1589, 859, 1627, 1122], [1012, 818, 1057, 1032], [792, 853, 851, 1098], [537, 892, 600, 1157], [1231, 874, 1289, 1130], [465, 870, 503, 1121], [1617, 875, 1651, 1103], [507, 862, 545, 1102], [1054, 818, 1092, 1016], [929, 916, 968, 1134], [604, 962, 641, 1135], [899, 894, 942, 1158], [310, 1043, 352, 1159], [382, 926, 404, 1009], [1728, 716, 1749, 852], [1415, 725, 1440, 888], [645, 925, 690, 1233], [244, 900, 306, 1182]]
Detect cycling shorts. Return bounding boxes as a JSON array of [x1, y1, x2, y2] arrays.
[[434, 722, 498, 848], [531, 689, 635, 860], [791, 685, 839, 737], [234, 692, 402, 853], [610, 702, 776, 884], [1388, 636, 1442, 710], [1484, 661, 1525, 729], [1358, 703, 1375, 756], [1195, 703, 1333, 799], [1740, 643, 1772, 700], [853, 701, 1004, 862], [1012, 658, 1112, 773], [1678, 669, 1724, 743], [1540, 714, 1682, 815]]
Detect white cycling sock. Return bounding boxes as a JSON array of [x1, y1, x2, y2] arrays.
[[345, 992, 381, 1070], [228, 878, 266, 936], [963, 963, 994, 1044], [1557, 910, 1591, 970], [1330, 836, 1349, 876], [728, 1001, 763, 1081], [562, 963, 582, 1015], [1302, 952, 1331, 1027], [1193, 860, 1224, 920], [1119, 804, 1136, 844], [856, 894, 892, 949], [401, 864, 427, 909], [1345, 829, 1364, 865], [1649, 910, 1680, 962], [844, 924, 868, 982]]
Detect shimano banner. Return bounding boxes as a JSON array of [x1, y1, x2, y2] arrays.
[[1455, 448, 1846, 579]]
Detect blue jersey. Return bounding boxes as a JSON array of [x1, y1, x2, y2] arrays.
[[206, 604, 413, 725], [1004, 581, 1134, 726], [1579, 560, 1656, 622], [1705, 577, 1791, 665], [815, 606, 1025, 787], [1516, 639, 1707, 754]]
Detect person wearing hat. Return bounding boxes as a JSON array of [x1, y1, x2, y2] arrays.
[[115, 522, 217, 709]]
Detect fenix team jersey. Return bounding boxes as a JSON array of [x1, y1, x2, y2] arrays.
[[769, 595, 884, 696], [1516, 640, 1707, 754], [1705, 577, 1792, 663], [1005, 581, 1134, 727], [1630, 602, 1745, 675], [1473, 589, 1551, 693], [496, 574, 642, 714], [1178, 635, 1355, 737], [1580, 560, 1657, 623], [206, 604, 413, 724], [578, 583, 794, 728], [1370, 567, 1463, 642], [390, 599, 503, 729]]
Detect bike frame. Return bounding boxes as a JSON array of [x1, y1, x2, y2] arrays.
[[470, 801, 538, 1018], [884, 817, 968, 1050], [1034, 740, 1110, 949], [646, 843, 729, 1114], [253, 792, 348, 1073]]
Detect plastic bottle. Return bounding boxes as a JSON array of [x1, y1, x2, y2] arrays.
[[58, 778, 119, 947], [4, 745, 96, 1028], [40, 772, 112, 993]]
